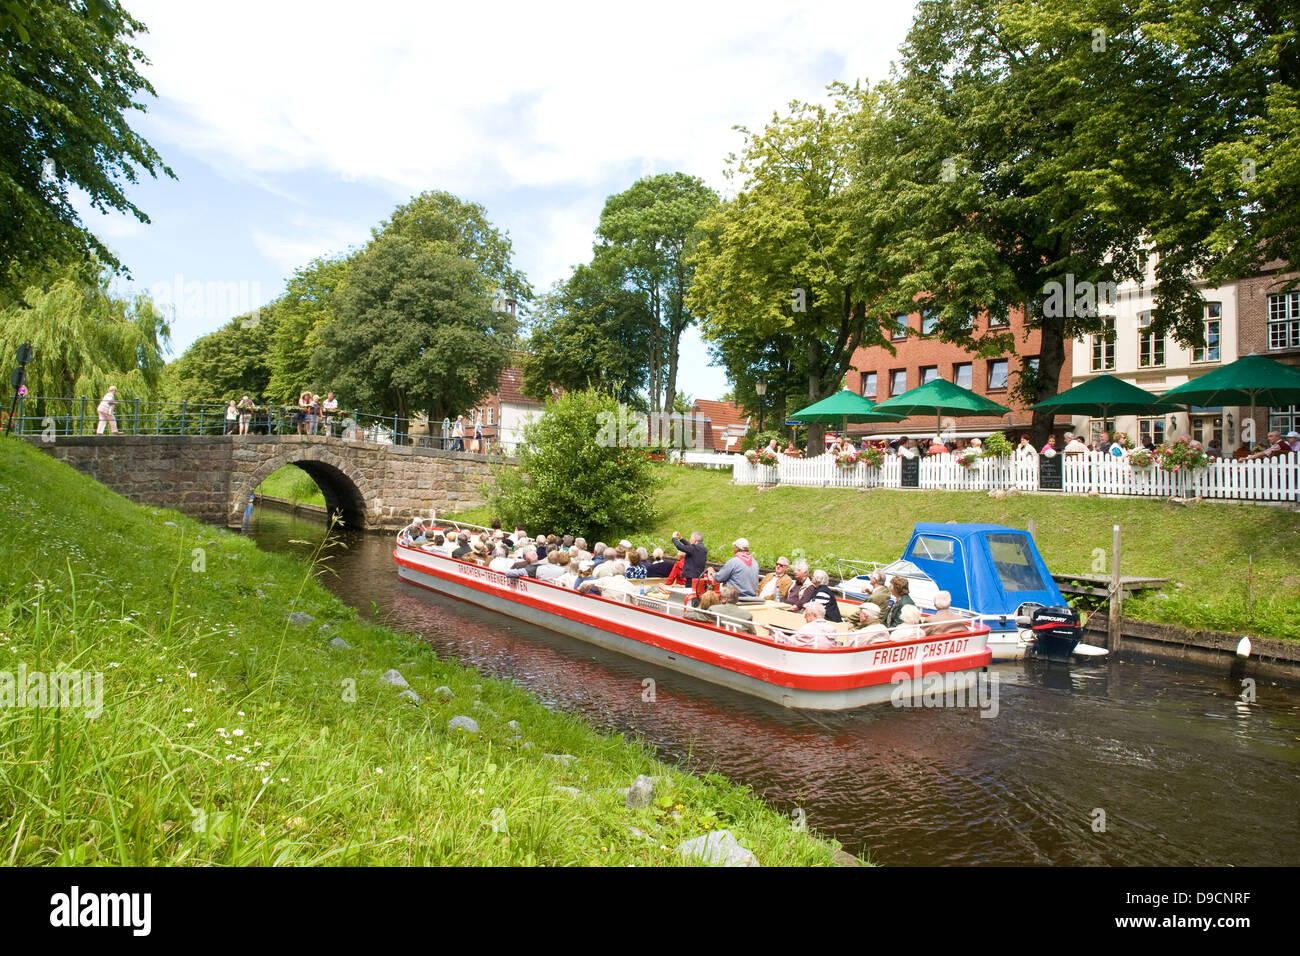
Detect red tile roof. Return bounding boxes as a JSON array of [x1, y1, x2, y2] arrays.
[[693, 398, 751, 453], [489, 366, 545, 407]]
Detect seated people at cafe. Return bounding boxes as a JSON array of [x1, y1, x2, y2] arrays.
[[712, 538, 759, 597], [757, 556, 793, 601], [892, 604, 926, 640], [536, 550, 567, 582], [927, 591, 969, 634], [1063, 433, 1088, 455], [785, 560, 816, 609], [807, 569, 843, 623], [644, 547, 677, 578], [790, 603, 839, 648], [883, 575, 915, 628], [624, 551, 648, 580], [849, 602, 890, 643]]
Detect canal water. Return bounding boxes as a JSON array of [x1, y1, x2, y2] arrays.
[[249, 508, 1300, 866]]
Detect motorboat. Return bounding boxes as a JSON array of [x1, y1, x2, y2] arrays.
[[835, 523, 1106, 662], [393, 522, 993, 711]]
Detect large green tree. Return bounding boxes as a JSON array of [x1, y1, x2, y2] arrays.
[[0, 0, 173, 302], [163, 308, 279, 405], [266, 254, 352, 402], [596, 173, 718, 413], [314, 235, 515, 437], [688, 90, 890, 452], [520, 252, 653, 408]]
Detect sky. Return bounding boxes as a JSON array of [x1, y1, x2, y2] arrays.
[[87, 0, 919, 401]]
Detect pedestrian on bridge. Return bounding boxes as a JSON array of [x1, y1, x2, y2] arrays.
[[96, 386, 121, 435]]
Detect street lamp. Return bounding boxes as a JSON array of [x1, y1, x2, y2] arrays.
[[755, 377, 767, 433]]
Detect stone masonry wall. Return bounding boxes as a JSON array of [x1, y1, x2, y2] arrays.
[[27, 435, 507, 532]]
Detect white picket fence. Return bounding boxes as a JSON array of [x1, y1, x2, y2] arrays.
[[732, 451, 1300, 502]]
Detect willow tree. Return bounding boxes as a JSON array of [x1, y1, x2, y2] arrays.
[[0, 263, 170, 413], [688, 87, 892, 453]]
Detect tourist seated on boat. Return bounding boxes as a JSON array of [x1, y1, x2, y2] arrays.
[[790, 604, 839, 648], [849, 602, 890, 643], [469, 539, 489, 564], [685, 589, 721, 622], [806, 569, 843, 623], [882, 575, 915, 628], [625, 551, 648, 580], [891, 604, 926, 640], [574, 559, 595, 588], [665, 553, 686, 585], [757, 556, 793, 601], [671, 530, 708, 583], [488, 546, 515, 573], [450, 533, 472, 559], [714, 584, 753, 623], [404, 519, 426, 543], [785, 560, 816, 609], [590, 542, 607, 566], [927, 591, 968, 634], [846, 571, 889, 626], [536, 550, 568, 582], [571, 537, 589, 562], [644, 548, 676, 577], [505, 547, 540, 578], [595, 546, 628, 578], [712, 538, 759, 597], [558, 555, 581, 589], [423, 532, 455, 558]]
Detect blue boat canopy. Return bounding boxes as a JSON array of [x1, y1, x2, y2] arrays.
[[898, 522, 1064, 616]]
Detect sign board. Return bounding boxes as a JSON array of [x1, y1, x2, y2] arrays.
[[900, 456, 920, 488], [10, 368, 25, 391], [1039, 452, 1063, 491], [16, 343, 33, 366]]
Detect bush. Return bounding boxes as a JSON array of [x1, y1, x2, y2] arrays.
[[488, 388, 663, 541], [982, 431, 1014, 458]]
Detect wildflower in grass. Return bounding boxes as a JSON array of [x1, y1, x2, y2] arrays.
[[188, 672, 197, 678], [375, 767, 384, 775], [186, 722, 195, 728], [233, 729, 244, 737], [182, 708, 192, 713]]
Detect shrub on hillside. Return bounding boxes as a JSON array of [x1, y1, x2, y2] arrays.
[[488, 389, 663, 541]]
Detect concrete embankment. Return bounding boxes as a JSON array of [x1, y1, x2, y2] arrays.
[[1086, 613, 1300, 678]]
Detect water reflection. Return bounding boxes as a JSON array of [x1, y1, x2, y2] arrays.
[[249, 508, 1300, 866]]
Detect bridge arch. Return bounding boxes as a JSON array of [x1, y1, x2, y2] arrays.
[[234, 447, 375, 530]]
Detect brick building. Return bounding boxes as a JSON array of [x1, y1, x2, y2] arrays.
[[1235, 263, 1300, 441], [691, 398, 751, 453], [847, 307, 1074, 442]]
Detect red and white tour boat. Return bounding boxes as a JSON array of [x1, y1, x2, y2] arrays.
[[393, 523, 992, 711]]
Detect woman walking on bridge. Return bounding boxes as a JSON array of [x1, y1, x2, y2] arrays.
[[96, 386, 121, 435]]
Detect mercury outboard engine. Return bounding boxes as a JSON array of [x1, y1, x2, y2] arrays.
[[1028, 605, 1082, 659]]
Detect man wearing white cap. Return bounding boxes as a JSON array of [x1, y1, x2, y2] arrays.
[[1286, 431, 1300, 453], [711, 537, 759, 598]]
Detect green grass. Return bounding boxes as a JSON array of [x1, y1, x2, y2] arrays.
[[257, 465, 326, 507], [0, 441, 846, 865], [452, 465, 1300, 642]]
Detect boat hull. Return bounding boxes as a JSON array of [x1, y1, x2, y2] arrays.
[[394, 544, 991, 711]]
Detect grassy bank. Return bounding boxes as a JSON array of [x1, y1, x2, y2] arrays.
[[0, 441, 844, 865], [257, 465, 326, 506], [452, 466, 1300, 642]]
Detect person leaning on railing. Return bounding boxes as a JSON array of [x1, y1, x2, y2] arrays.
[[96, 386, 121, 435]]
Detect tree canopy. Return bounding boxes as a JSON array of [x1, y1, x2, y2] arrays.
[[0, 0, 173, 302]]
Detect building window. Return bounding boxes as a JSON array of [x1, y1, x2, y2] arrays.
[[1270, 405, 1299, 436], [954, 362, 972, 389], [920, 365, 939, 384], [921, 310, 938, 336], [860, 371, 877, 399], [988, 359, 1008, 390], [1139, 417, 1165, 447], [892, 313, 908, 340], [1193, 304, 1221, 363], [962, 312, 975, 331], [485, 406, 494, 425], [890, 369, 907, 396], [1269, 293, 1300, 350], [1138, 313, 1165, 367], [1091, 318, 1116, 371], [988, 312, 1008, 328]]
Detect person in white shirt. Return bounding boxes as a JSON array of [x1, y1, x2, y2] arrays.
[[790, 604, 840, 648], [536, 551, 567, 582], [422, 532, 455, 558], [850, 602, 891, 644], [488, 546, 515, 573], [1063, 432, 1088, 456]]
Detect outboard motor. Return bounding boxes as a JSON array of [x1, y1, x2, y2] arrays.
[[1029, 605, 1082, 659]]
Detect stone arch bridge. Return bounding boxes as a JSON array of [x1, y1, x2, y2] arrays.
[[28, 435, 502, 531]]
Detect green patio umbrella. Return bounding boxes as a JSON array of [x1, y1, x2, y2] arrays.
[[869, 378, 1011, 438], [1032, 373, 1181, 431], [789, 389, 906, 446], [1159, 353, 1300, 450]]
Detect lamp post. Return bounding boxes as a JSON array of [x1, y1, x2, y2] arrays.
[[755, 377, 767, 433]]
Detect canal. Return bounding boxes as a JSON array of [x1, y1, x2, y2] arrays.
[[249, 508, 1300, 866]]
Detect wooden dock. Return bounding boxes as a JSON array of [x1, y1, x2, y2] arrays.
[[1052, 573, 1168, 599]]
